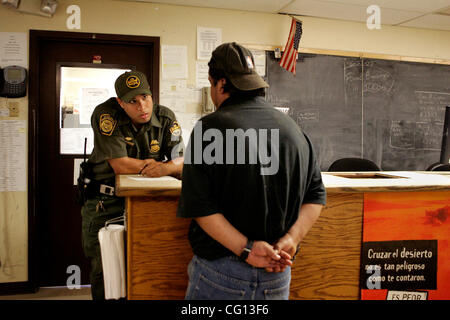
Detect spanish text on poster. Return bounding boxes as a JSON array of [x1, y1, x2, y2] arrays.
[[361, 240, 437, 290]]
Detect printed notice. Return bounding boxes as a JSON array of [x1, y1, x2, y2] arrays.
[[0, 120, 27, 191], [250, 49, 266, 77], [60, 128, 94, 155], [197, 27, 222, 60], [196, 60, 210, 88], [160, 79, 187, 114], [361, 240, 437, 290], [0, 32, 27, 68], [162, 45, 188, 79], [80, 88, 109, 125]]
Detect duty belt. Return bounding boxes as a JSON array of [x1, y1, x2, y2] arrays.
[[99, 184, 115, 196], [90, 180, 115, 197]]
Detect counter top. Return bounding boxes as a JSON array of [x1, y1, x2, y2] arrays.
[[116, 175, 182, 197], [115, 171, 450, 197], [323, 171, 450, 193]]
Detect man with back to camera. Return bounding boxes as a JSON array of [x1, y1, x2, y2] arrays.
[[177, 42, 327, 300], [79, 70, 184, 300]]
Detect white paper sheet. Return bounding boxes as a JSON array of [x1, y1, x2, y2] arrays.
[[73, 158, 84, 185], [160, 79, 187, 114], [60, 128, 94, 155], [176, 112, 202, 145], [250, 49, 266, 77], [196, 60, 210, 88], [197, 27, 222, 61], [0, 120, 27, 191], [0, 32, 27, 68], [79, 88, 109, 125], [162, 45, 188, 79], [0, 108, 10, 117], [127, 176, 179, 181]]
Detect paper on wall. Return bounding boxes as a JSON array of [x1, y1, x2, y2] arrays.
[[0, 120, 27, 192], [197, 27, 222, 61], [186, 85, 202, 104], [79, 88, 109, 125], [73, 158, 84, 185], [160, 79, 187, 114], [196, 60, 210, 88], [250, 49, 266, 77], [0, 32, 27, 68], [176, 112, 202, 145], [0, 108, 10, 117], [60, 128, 94, 155], [162, 45, 188, 79]]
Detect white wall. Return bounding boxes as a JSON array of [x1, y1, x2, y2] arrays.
[[0, 0, 449, 284]]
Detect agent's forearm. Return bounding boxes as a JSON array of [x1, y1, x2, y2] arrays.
[[107, 157, 148, 174]]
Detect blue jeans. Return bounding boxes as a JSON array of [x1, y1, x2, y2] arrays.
[[185, 255, 291, 300]]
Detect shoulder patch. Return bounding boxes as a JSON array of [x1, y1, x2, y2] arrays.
[[169, 120, 181, 137], [99, 114, 117, 136]]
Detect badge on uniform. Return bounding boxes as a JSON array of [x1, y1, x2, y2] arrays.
[[100, 114, 117, 136], [150, 139, 160, 153], [169, 120, 181, 137], [124, 137, 134, 146]]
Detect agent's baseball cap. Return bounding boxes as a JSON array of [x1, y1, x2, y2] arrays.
[[208, 42, 269, 91], [115, 70, 152, 102]]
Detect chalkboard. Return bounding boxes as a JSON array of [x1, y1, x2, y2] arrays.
[[265, 52, 450, 171]]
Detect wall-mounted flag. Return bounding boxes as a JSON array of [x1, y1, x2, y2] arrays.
[[279, 17, 303, 75]]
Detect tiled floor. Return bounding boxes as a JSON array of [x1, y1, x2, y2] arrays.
[[0, 286, 92, 300]]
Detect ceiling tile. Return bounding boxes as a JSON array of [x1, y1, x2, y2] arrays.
[[130, 0, 292, 13], [399, 13, 450, 31], [280, 0, 425, 25], [316, 0, 450, 13]]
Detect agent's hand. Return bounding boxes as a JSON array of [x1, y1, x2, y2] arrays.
[[246, 241, 292, 270], [140, 159, 168, 177]]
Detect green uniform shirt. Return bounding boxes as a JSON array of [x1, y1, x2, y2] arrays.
[[88, 97, 184, 181]]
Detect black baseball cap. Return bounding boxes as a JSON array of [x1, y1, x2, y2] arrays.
[[115, 70, 152, 102], [208, 42, 269, 91]]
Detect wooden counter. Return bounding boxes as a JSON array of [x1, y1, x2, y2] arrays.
[[116, 172, 450, 300]]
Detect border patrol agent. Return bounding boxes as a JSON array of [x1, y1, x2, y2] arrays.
[[80, 70, 184, 300]]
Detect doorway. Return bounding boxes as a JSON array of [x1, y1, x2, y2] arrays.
[[28, 30, 159, 287]]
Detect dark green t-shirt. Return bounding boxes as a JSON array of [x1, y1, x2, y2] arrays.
[[177, 95, 326, 260], [89, 97, 184, 181]]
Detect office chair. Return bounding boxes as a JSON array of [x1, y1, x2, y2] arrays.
[[425, 162, 450, 171], [328, 158, 381, 172]]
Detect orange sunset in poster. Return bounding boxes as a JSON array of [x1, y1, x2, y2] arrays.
[[361, 191, 450, 300]]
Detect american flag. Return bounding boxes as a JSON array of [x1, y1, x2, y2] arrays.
[[279, 18, 303, 75]]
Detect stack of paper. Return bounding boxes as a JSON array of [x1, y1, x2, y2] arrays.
[[98, 224, 126, 299]]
